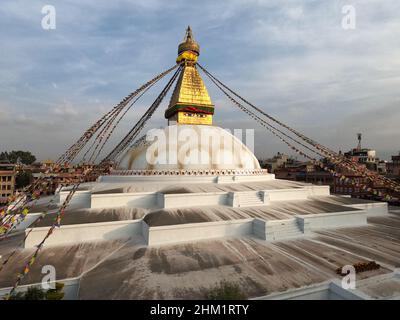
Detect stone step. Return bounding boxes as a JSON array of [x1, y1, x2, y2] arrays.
[[266, 220, 304, 240], [236, 192, 264, 207]]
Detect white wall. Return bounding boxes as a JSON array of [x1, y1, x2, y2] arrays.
[[99, 175, 220, 183], [263, 186, 330, 203], [91, 192, 158, 209], [98, 173, 275, 184], [233, 174, 275, 182], [146, 219, 253, 246], [306, 185, 331, 196], [163, 192, 228, 208], [347, 202, 388, 216], [24, 220, 143, 248], [59, 190, 91, 209], [84, 183, 330, 212], [253, 280, 369, 300], [265, 189, 310, 202], [297, 210, 367, 230]]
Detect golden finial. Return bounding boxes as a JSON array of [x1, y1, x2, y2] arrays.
[[184, 26, 194, 41], [177, 26, 200, 63]]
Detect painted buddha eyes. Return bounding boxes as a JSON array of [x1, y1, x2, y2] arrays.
[[183, 113, 206, 118]]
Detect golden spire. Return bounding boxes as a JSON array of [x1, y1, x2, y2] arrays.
[[165, 27, 214, 125], [176, 26, 200, 64]]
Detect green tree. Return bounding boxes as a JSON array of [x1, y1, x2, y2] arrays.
[[46, 282, 65, 300], [205, 281, 247, 300], [16, 171, 33, 189], [0, 150, 36, 165], [8, 283, 65, 300], [9, 287, 46, 300]]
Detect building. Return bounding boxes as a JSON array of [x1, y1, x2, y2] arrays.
[[0, 162, 16, 204], [387, 151, 400, 179], [272, 158, 334, 190], [1, 28, 400, 300], [330, 163, 386, 200], [344, 133, 386, 173], [30, 163, 103, 195], [330, 134, 392, 199], [41, 159, 55, 169], [259, 152, 289, 173], [270, 136, 390, 199], [332, 173, 369, 198], [344, 148, 376, 165]]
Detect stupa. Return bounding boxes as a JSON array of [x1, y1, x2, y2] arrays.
[[0, 28, 399, 300], [118, 26, 261, 173]]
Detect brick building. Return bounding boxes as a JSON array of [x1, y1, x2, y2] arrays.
[[0, 162, 16, 204], [31, 163, 102, 195], [274, 160, 334, 190]]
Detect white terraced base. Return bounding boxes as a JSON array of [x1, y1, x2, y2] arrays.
[[21, 173, 387, 249]]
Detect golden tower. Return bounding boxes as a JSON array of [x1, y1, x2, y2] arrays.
[[165, 26, 215, 125]]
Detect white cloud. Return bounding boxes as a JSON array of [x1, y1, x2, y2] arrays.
[[1, 0, 400, 160], [52, 105, 79, 118], [285, 6, 304, 20]]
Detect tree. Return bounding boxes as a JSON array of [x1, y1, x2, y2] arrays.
[[16, 171, 33, 189], [8, 283, 65, 300], [205, 281, 247, 300], [9, 287, 46, 300], [0, 150, 36, 165], [45, 282, 65, 300]]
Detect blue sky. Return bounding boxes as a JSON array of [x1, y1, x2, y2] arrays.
[[0, 0, 399, 161]]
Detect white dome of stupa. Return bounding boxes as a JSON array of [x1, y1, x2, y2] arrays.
[[118, 125, 260, 172]]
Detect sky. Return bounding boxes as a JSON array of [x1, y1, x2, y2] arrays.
[[0, 0, 399, 161]]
